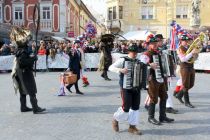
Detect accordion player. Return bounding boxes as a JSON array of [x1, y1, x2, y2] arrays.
[[140, 34, 174, 125], [109, 44, 143, 135]]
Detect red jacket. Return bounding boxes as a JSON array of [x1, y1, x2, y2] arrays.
[[38, 49, 46, 55]]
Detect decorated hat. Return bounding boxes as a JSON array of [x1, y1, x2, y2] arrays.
[[101, 34, 115, 42], [128, 44, 138, 52], [146, 34, 158, 43], [180, 34, 192, 41], [155, 34, 164, 40]]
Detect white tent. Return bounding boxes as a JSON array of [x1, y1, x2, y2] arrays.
[[51, 36, 65, 42], [119, 30, 153, 41]]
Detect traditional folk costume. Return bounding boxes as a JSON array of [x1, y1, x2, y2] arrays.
[[99, 34, 114, 81], [109, 45, 142, 135], [141, 34, 174, 125], [11, 27, 46, 114], [143, 34, 178, 114], [175, 34, 197, 108], [173, 65, 183, 97]]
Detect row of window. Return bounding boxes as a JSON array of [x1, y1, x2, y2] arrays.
[[108, 5, 189, 20], [0, 6, 51, 21]]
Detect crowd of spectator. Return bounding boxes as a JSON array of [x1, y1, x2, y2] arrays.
[[0, 39, 101, 57], [0, 31, 209, 57]]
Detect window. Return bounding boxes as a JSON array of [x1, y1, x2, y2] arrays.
[[142, 0, 153, 4], [14, 7, 23, 20], [113, 6, 116, 19], [141, 6, 153, 19], [42, 6, 51, 19], [176, 5, 188, 19], [119, 6, 123, 19], [108, 7, 112, 20]]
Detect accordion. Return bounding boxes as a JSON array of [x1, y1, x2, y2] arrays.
[[153, 53, 175, 82], [123, 60, 143, 89]]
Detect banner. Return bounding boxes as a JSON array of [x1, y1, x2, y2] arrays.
[[36, 55, 47, 69], [84, 53, 100, 68], [194, 53, 210, 70], [1, 53, 210, 70], [0, 55, 15, 70], [47, 54, 69, 68]]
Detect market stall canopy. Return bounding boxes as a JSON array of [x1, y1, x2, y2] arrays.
[[119, 30, 153, 40]]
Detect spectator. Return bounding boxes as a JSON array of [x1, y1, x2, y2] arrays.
[[0, 44, 11, 56], [28, 42, 36, 55], [120, 43, 128, 54], [112, 43, 121, 53], [206, 41, 210, 52], [38, 41, 46, 55], [9, 44, 16, 55]]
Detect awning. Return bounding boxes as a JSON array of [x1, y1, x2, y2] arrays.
[[119, 30, 153, 41], [64, 37, 75, 41], [51, 36, 65, 42]]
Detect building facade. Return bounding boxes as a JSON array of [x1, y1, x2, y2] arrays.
[[0, 0, 98, 37], [106, 0, 210, 38]]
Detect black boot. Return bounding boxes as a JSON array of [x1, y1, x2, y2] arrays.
[[166, 107, 178, 114], [103, 70, 111, 81], [20, 94, 32, 112], [30, 95, 46, 114], [148, 103, 161, 125], [159, 100, 174, 123], [184, 92, 195, 108], [66, 84, 73, 93], [75, 81, 84, 95], [173, 91, 178, 98], [145, 104, 149, 111], [101, 72, 105, 78], [176, 90, 184, 104]]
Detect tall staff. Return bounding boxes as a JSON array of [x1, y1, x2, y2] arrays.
[[33, 3, 40, 76]]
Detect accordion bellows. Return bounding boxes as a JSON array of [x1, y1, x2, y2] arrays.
[[63, 72, 77, 84]]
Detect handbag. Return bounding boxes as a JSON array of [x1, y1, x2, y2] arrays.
[[63, 72, 77, 84]]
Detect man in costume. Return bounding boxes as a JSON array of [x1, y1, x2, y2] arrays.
[[175, 34, 199, 108], [109, 44, 142, 135], [66, 40, 84, 95], [11, 27, 46, 114], [143, 34, 178, 114], [141, 34, 174, 125], [156, 34, 178, 114], [99, 34, 114, 81]]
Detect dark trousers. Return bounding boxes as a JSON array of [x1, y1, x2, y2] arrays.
[[120, 88, 141, 112], [20, 93, 39, 110], [66, 80, 80, 92], [101, 70, 108, 78]]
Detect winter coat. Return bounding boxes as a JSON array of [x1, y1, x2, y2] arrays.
[[15, 48, 37, 95]]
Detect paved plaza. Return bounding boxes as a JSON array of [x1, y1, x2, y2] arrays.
[[0, 71, 210, 140]]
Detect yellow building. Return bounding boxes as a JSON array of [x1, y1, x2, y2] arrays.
[[106, 0, 210, 38]]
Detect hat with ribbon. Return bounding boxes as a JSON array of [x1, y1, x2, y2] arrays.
[[146, 34, 158, 43]]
